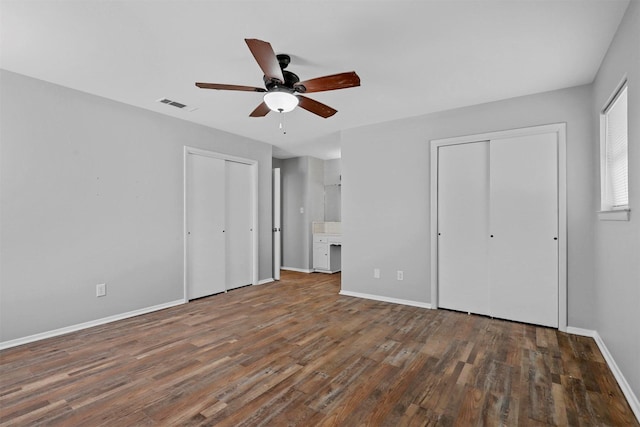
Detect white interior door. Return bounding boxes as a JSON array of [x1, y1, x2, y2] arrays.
[[489, 133, 559, 327], [225, 160, 253, 290], [273, 168, 281, 280], [437, 141, 490, 316], [186, 153, 226, 299]]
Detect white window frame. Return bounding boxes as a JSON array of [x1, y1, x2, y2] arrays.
[[599, 79, 630, 221]]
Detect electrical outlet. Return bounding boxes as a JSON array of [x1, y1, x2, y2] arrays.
[[96, 283, 106, 297], [397, 270, 404, 281], [374, 268, 380, 279]]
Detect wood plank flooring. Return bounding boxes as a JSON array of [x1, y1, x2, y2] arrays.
[[1, 271, 637, 426]]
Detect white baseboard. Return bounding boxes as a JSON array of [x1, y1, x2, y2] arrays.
[[281, 267, 314, 274], [0, 299, 186, 350], [567, 326, 640, 423], [339, 290, 432, 309], [314, 269, 341, 274], [565, 326, 596, 337], [257, 278, 275, 285]]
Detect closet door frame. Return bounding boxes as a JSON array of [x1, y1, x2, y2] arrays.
[[429, 123, 567, 331], [183, 146, 258, 300]]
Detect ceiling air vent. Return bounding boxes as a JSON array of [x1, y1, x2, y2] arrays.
[[156, 98, 198, 112]]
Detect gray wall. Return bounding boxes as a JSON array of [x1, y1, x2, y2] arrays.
[[591, 0, 640, 405], [280, 157, 309, 270], [324, 158, 341, 186], [341, 84, 595, 325], [0, 70, 273, 342], [341, 2, 640, 402], [272, 158, 284, 169], [324, 158, 342, 221], [307, 156, 325, 267], [279, 156, 325, 271]]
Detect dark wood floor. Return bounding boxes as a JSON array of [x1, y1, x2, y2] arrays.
[[0, 271, 636, 426]]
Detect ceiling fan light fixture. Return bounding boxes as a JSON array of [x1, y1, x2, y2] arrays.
[[196, 39, 360, 118], [264, 91, 298, 113]]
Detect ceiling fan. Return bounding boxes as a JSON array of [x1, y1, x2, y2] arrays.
[[196, 39, 360, 118]]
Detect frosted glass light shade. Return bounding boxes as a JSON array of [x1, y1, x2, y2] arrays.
[[264, 91, 299, 112]]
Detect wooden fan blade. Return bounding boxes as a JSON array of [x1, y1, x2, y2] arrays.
[[245, 39, 285, 84], [196, 82, 266, 92], [250, 102, 271, 117], [297, 95, 337, 118], [294, 71, 360, 93]]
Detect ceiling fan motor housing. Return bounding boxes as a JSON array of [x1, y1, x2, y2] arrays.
[[264, 69, 303, 93], [195, 39, 359, 118]]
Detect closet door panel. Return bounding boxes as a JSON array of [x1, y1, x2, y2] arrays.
[[186, 154, 226, 299], [437, 142, 490, 315], [489, 133, 558, 327], [225, 161, 253, 290]]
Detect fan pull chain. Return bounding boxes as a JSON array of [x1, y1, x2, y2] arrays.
[[279, 110, 287, 135]]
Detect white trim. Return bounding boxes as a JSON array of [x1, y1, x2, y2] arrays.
[[339, 290, 432, 309], [557, 124, 567, 332], [281, 266, 314, 274], [273, 168, 281, 281], [257, 278, 275, 285], [565, 326, 596, 337], [0, 299, 185, 350], [430, 135, 439, 310], [183, 146, 259, 300], [314, 269, 341, 274], [600, 78, 629, 211], [598, 209, 630, 221], [250, 158, 259, 286], [184, 145, 258, 166], [567, 327, 640, 423], [600, 112, 608, 210], [430, 123, 568, 331], [431, 123, 566, 147], [602, 75, 628, 112], [591, 331, 640, 423]]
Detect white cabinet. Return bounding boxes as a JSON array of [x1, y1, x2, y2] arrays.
[[313, 242, 329, 270], [313, 234, 341, 273]]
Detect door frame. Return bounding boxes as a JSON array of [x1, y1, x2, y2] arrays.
[[273, 168, 281, 280], [429, 123, 567, 331], [183, 146, 259, 300]]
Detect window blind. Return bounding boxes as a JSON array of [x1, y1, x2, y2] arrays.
[[604, 85, 628, 208]]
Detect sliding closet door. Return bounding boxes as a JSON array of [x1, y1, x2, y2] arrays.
[[225, 160, 253, 290], [437, 141, 490, 316], [186, 153, 226, 299], [489, 133, 558, 327]]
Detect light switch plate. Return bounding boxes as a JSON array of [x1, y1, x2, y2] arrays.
[[96, 283, 106, 297]]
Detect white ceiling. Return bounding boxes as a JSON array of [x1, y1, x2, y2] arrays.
[[0, 0, 630, 159]]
